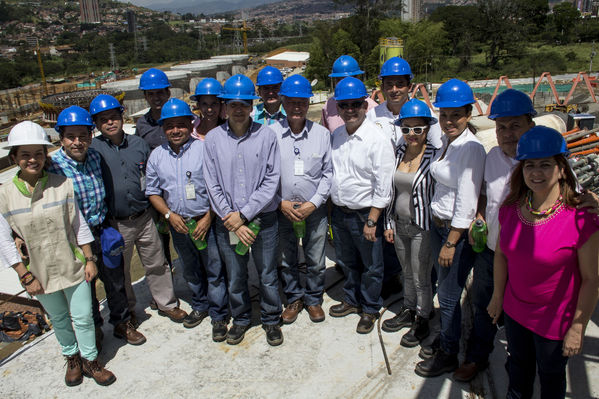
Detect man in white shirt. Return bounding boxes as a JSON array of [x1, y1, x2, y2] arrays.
[[328, 77, 395, 334]]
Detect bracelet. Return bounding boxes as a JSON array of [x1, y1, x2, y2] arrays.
[[23, 276, 36, 286], [19, 271, 32, 284]]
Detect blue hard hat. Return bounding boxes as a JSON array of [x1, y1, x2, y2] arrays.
[[516, 126, 569, 161], [219, 74, 260, 100], [488, 89, 537, 120], [158, 98, 194, 125], [279, 75, 313, 98], [329, 55, 364, 78], [190, 78, 223, 101], [55, 105, 94, 132], [89, 94, 124, 116], [334, 77, 368, 101], [256, 66, 284, 86], [380, 57, 413, 79], [433, 79, 476, 108], [395, 99, 438, 126], [139, 68, 171, 90]]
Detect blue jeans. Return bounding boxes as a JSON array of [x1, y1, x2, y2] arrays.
[[279, 206, 327, 306], [431, 223, 475, 355], [215, 211, 282, 326], [37, 281, 97, 361], [465, 246, 498, 365], [170, 222, 229, 321], [504, 313, 568, 399], [331, 206, 384, 314]]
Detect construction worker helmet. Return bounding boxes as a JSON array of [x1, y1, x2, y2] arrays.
[[256, 66, 284, 86], [89, 94, 124, 116], [279, 75, 313, 98], [488, 89, 537, 120], [433, 79, 476, 108], [395, 99, 437, 126], [158, 98, 194, 125], [3, 121, 53, 148], [219, 74, 260, 100], [139, 68, 171, 90], [55, 106, 94, 132], [334, 77, 368, 101], [380, 57, 413, 79], [190, 78, 223, 101], [329, 55, 364, 78], [516, 126, 569, 160]]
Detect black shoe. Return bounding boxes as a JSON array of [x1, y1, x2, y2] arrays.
[[415, 349, 458, 377], [419, 335, 440, 359], [329, 301, 361, 317], [263, 324, 284, 346], [401, 316, 430, 348], [356, 313, 379, 334], [212, 320, 228, 342], [382, 307, 415, 332], [183, 310, 208, 329], [226, 324, 250, 345]]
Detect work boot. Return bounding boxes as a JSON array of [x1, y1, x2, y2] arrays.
[[64, 353, 83, 387], [306, 305, 325, 323], [81, 358, 116, 386], [226, 324, 250, 345], [329, 301, 361, 317], [281, 299, 303, 324], [113, 321, 146, 345], [356, 313, 379, 334], [414, 349, 458, 378], [212, 320, 228, 343], [400, 316, 430, 348], [263, 324, 284, 346], [453, 361, 488, 382], [183, 310, 209, 329], [382, 307, 415, 332]]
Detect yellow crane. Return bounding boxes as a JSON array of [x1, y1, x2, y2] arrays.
[[221, 21, 249, 54]]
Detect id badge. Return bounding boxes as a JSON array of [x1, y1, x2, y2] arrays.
[[139, 175, 146, 191], [185, 183, 196, 200], [229, 231, 240, 245], [294, 159, 304, 176]]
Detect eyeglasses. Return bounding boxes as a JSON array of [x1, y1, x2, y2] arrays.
[[337, 101, 365, 110], [400, 126, 428, 135]]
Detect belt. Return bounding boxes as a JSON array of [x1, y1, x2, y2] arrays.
[[432, 216, 452, 229], [113, 209, 146, 221], [337, 205, 369, 214], [395, 215, 417, 226]]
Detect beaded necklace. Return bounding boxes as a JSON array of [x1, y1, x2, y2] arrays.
[[526, 191, 563, 217]]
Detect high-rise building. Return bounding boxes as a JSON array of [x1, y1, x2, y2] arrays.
[[126, 10, 137, 33], [80, 0, 101, 24], [402, 0, 423, 22]]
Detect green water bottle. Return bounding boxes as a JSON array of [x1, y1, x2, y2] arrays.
[[186, 218, 207, 250], [471, 219, 488, 253], [235, 218, 261, 256], [292, 203, 305, 238]]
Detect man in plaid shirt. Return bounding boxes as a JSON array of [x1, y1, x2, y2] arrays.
[[49, 106, 146, 351]]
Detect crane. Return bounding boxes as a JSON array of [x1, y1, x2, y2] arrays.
[[222, 21, 249, 54]]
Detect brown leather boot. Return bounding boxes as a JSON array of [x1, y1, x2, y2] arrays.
[[114, 321, 146, 345], [64, 353, 83, 387], [81, 358, 116, 386]]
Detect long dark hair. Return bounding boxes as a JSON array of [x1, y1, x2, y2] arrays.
[[502, 155, 579, 208]]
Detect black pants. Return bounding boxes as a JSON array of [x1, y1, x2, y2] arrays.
[[90, 227, 130, 327], [504, 313, 569, 399]]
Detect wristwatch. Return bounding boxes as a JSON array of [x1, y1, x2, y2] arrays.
[[444, 241, 457, 249], [164, 211, 171, 220], [85, 255, 97, 263], [366, 219, 376, 228], [240, 212, 248, 224]]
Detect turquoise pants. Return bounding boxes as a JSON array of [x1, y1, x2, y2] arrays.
[[36, 281, 97, 361]]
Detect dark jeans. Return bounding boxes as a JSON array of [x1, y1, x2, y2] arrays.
[[90, 227, 130, 327], [465, 246, 498, 365], [431, 223, 475, 355], [331, 206, 384, 314], [504, 313, 569, 399], [215, 211, 282, 326], [383, 239, 402, 282], [278, 206, 327, 306], [170, 222, 229, 321]]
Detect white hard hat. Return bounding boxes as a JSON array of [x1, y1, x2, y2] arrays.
[[3, 121, 54, 148]]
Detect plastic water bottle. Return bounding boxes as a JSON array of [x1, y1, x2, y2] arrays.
[[235, 218, 261, 256], [292, 204, 305, 238], [471, 219, 488, 253], [186, 219, 207, 250]]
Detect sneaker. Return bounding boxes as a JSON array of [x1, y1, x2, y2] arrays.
[[212, 320, 228, 343], [400, 316, 430, 348], [281, 299, 303, 324], [64, 353, 82, 387], [356, 313, 379, 334], [382, 307, 415, 332], [329, 301, 361, 317], [414, 349, 458, 378], [183, 310, 209, 329], [226, 324, 250, 345], [81, 358, 117, 386], [263, 324, 284, 346]]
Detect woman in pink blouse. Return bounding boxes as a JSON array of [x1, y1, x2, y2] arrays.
[[488, 126, 599, 399]]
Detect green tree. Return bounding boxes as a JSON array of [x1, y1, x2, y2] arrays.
[[551, 2, 581, 43], [477, 0, 523, 68]]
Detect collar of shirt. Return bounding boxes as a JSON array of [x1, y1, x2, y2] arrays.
[[255, 103, 286, 120], [224, 119, 261, 140], [98, 132, 129, 149], [441, 126, 472, 149], [144, 110, 159, 126], [279, 119, 310, 140], [165, 137, 195, 157], [13, 170, 48, 197], [54, 147, 87, 170]]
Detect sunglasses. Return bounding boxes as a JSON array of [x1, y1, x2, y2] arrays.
[[338, 101, 365, 110], [400, 126, 428, 135]]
